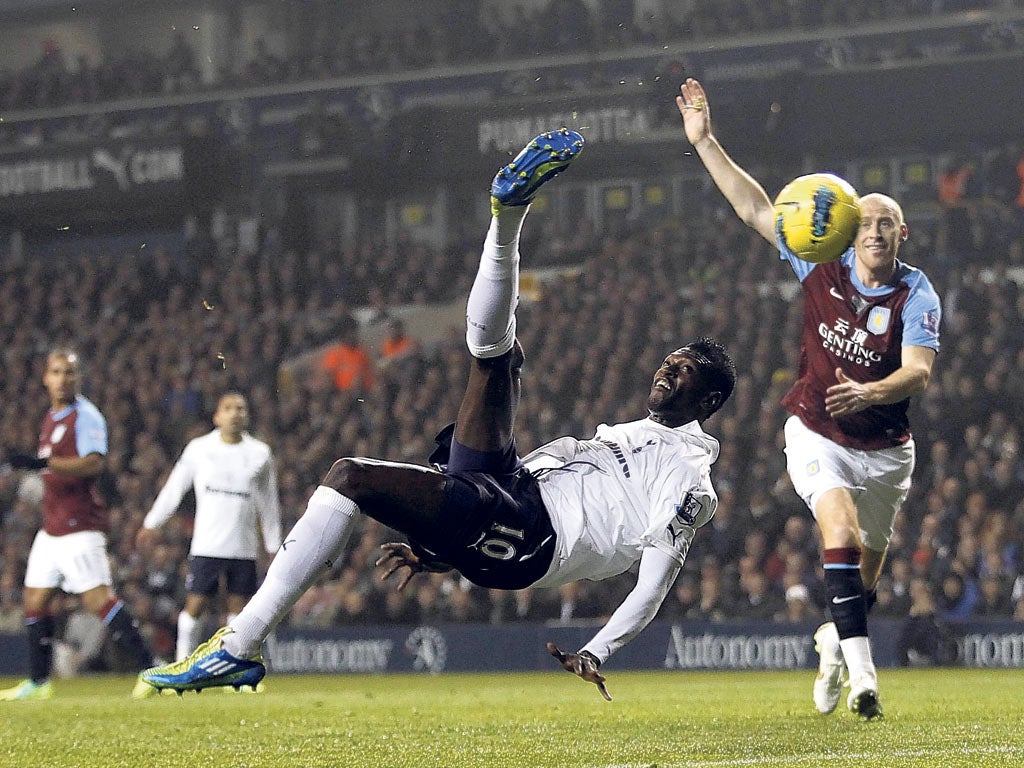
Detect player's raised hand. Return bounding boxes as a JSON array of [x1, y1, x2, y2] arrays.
[[375, 542, 423, 591], [546, 642, 612, 701], [676, 78, 711, 146]]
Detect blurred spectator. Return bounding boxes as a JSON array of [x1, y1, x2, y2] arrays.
[[0, 569, 24, 633], [52, 596, 108, 677], [662, 573, 701, 620], [321, 325, 375, 392], [778, 583, 814, 623], [443, 579, 488, 623], [896, 578, 957, 667], [736, 568, 785, 621], [163, 30, 201, 93], [937, 153, 980, 208], [937, 571, 981, 620], [379, 318, 418, 366], [975, 574, 1013, 617]]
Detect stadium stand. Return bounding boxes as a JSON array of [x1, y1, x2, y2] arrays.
[[1, 0, 1023, 663]]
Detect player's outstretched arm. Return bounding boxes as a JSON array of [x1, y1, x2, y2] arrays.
[[546, 642, 611, 701], [676, 78, 777, 245]]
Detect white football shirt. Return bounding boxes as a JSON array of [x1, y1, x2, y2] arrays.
[[523, 417, 720, 662], [143, 430, 282, 560]]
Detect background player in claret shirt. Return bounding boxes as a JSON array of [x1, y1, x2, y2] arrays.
[[142, 129, 736, 701], [136, 392, 281, 664], [677, 78, 940, 720], [0, 349, 156, 701]]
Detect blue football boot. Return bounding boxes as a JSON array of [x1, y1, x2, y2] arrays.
[[140, 626, 265, 694], [491, 128, 584, 213]]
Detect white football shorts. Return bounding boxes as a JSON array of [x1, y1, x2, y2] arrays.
[[783, 415, 915, 552], [23, 529, 113, 593]]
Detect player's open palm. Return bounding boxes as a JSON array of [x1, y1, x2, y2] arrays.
[[546, 642, 612, 701], [676, 78, 711, 146]]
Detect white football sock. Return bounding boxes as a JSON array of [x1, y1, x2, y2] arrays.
[[840, 635, 877, 687], [225, 487, 358, 658], [493, 202, 529, 246], [176, 610, 202, 661], [465, 212, 526, 358]]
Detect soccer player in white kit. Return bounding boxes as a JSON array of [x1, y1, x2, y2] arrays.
[[136, 392, 281, 662], [142, 128, 736, 700], [677, 78, 941, 719]]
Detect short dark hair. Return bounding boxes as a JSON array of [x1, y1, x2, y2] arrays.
[[218, 390, 248, 406], [681, 336, 736, 416]]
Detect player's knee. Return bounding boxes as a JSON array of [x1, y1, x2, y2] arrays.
[[471, 340, 523, 374], [323, 457, 371, 498]]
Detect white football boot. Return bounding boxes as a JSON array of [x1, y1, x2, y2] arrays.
[[812, 622, 847, 714], [847, 676, 883, 720]]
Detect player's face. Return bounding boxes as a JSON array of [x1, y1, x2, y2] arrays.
[[43, 353, 79, 407], [214, 394, 249, 439], [854, 195, 907, 272], [647, 349, 715, 426]]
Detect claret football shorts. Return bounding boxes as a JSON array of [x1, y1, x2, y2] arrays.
[[783, 415, 914, 552]]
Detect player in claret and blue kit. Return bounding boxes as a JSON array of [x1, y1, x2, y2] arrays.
[[1, 349, 157, 701], [678, 78, 941, 720]]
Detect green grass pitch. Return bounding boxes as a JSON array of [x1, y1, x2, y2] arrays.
[[2, 669, 1022, 767]]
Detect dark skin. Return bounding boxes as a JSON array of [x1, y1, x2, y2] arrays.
[[323, 342, 723, 700]]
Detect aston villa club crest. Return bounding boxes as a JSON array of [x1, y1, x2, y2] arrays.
[[867, 306, 891, 335]]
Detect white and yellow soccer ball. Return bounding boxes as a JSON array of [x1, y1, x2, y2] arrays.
[[773, 173, 861, 264]]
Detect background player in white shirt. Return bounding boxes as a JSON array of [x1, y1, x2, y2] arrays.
[[678, 78, 940, 720], [136, 392, 281, 661], [142, 128, 736, 700]]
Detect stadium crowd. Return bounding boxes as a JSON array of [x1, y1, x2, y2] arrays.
[[2, 144, 1024, 666], [0, 0, 1019, 123], [0, 0, 1022, 672]]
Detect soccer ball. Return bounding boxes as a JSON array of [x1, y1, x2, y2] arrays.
[[773, 173, 861, 264]]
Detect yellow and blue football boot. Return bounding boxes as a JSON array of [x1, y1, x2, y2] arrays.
[[491, 128, 584, 214], [139, 626, 265, 694]]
